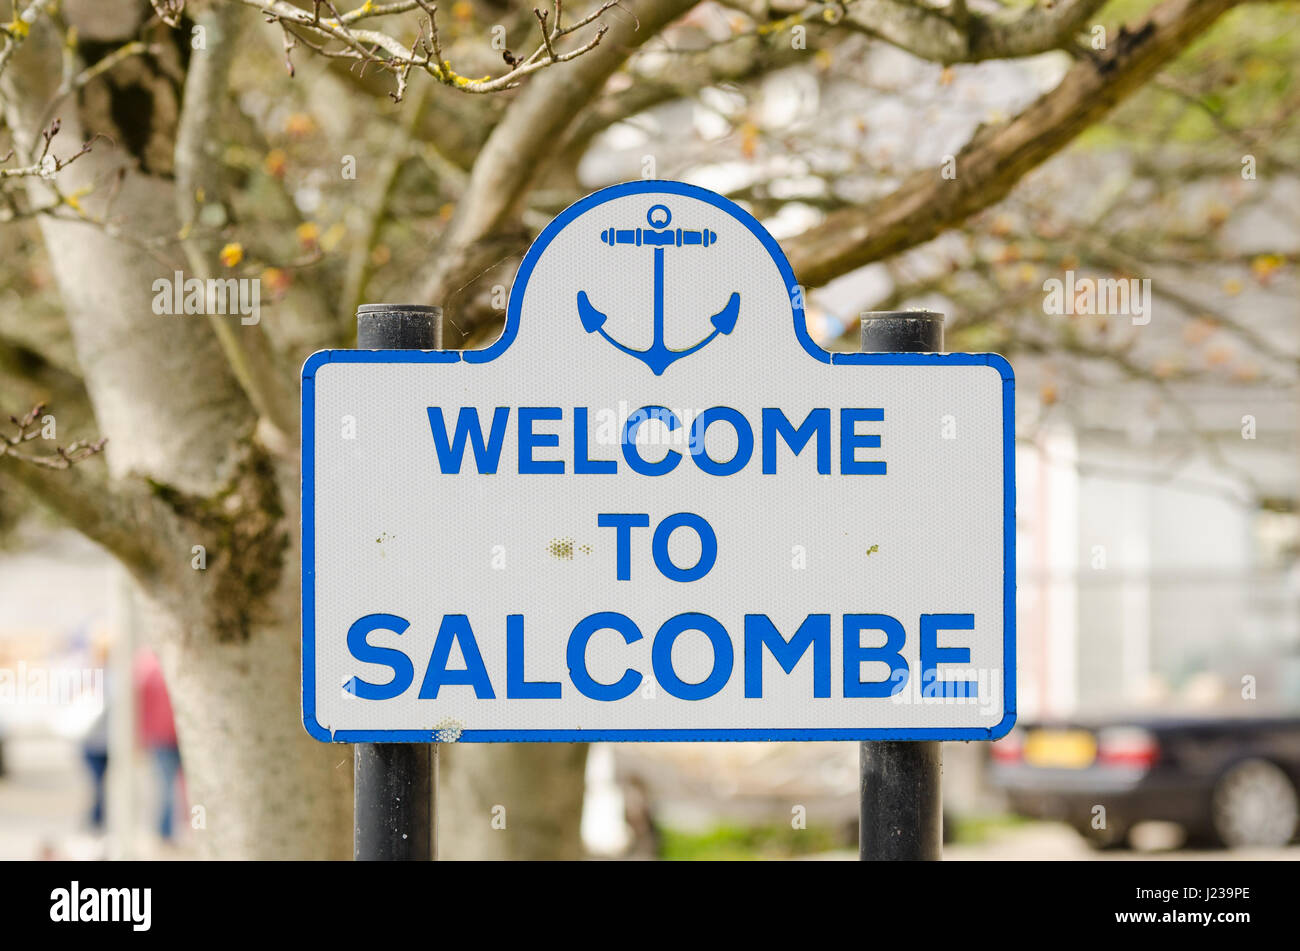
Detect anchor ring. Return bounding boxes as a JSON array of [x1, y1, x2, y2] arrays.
[[646, 204, 671, 228]]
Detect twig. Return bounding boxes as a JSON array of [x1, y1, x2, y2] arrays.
[[0, 120, 100, 182], [237, 0, 620, 95], [1, 402, 107, 470]]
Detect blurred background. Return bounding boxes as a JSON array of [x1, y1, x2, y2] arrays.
[[0, 0, 1297, 859]]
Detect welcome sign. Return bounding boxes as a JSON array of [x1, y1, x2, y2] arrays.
[[302, 181, 1015, 742]]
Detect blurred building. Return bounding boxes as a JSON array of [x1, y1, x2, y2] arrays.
[[1017, 385, 1300, 719]]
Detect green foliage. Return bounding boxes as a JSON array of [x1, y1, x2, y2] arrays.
[[1085, 3, 1300, 148], [658, 821, 845, 860], [947, 813, 1030, 845]]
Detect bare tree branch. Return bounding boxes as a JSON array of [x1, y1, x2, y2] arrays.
[[786, 0, 1244, 288], [232, 0, 620, 97], [175, 3, 299, 439], [553, 28, 814, 178], [338, 84, 438, 323], [840, 0, 1109, 64], [1, 401, 105, 468], [0, 400, 162, 576], [0, 0, 57, 82], [421, 0, 700, 320], [0, 118, 96, 182]]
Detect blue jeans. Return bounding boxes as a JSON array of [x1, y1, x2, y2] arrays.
[[152, 745, 182, 839], [83, 750, 108, 829]]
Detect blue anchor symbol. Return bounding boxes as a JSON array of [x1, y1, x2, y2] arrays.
[[577, 204, 740, 375]]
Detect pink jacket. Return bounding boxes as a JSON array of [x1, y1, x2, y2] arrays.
[[134, 650, 178, 748]]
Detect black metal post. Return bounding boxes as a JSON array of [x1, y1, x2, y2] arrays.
[[353, 303, 440, 861], [858, 310, 944, 861]]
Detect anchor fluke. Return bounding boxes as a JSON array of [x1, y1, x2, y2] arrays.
[[576, 291, 607, 333], [710, 293, 740, 335]]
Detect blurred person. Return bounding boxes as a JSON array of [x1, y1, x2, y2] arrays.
[[135, 649, 183, 841], [80, 638, 111, 832], [81, 698, 109, 831]]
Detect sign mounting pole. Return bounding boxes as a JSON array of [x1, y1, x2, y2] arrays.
[[858, 311, 945, 862], [352, 304, 439, 861]]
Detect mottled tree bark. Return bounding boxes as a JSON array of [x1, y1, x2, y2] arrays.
[[439, 744, 589, 860], [1, 5, 353, 859]]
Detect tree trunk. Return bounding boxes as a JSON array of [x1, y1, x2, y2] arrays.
[[142, 586, 353, 858], [2, 5, 591, 860], [1, 9, 356, 860], [439, 744, 589, 860]]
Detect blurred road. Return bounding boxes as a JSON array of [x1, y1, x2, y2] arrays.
[[0, 734, 195, 860], [4, 734, 1296, 860], [0, 735, 86, 860], [943, 824, 1300, 860], [809, 823, 1300, 860]]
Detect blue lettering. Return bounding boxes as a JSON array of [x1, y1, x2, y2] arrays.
[[689, 407, 754, 476], [651, 512, 717, 582], [568, 612, 643, 701], [506, 615, 561, 699], [622, 406, 682, 476], [652, 613, 733, 700], [344, 613, 414, 701], [920, 614, 977, 698], [427, 407, 509, 474], [574, 407, 616, 474], [844, 614, 908, 698], [762, 408, 830, 474], [840, 408, 885, 475], [519, 406, 564, 474], [744, 614, 830, 698], [418, 614, 496, 699], [596, 513, 650, 580]]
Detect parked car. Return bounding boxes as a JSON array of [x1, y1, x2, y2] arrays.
[[988, 714, 1300, 849]]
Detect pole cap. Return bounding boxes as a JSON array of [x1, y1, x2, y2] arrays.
[[858, 310, 944, 353], [356, 304, 442, 315], [356, 304, 442, 349]]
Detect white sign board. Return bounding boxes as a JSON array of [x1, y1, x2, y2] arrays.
[[302, 181, 1014, 743]]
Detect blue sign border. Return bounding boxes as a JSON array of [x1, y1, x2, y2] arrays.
[[302, 179, 1016, 743]]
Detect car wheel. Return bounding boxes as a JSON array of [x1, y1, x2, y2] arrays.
[[1211, 758, 1299, 849], [1180, 825, 1224, 851]]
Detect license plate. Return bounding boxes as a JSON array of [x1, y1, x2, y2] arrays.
[[1024, 730, 1097, 768]]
